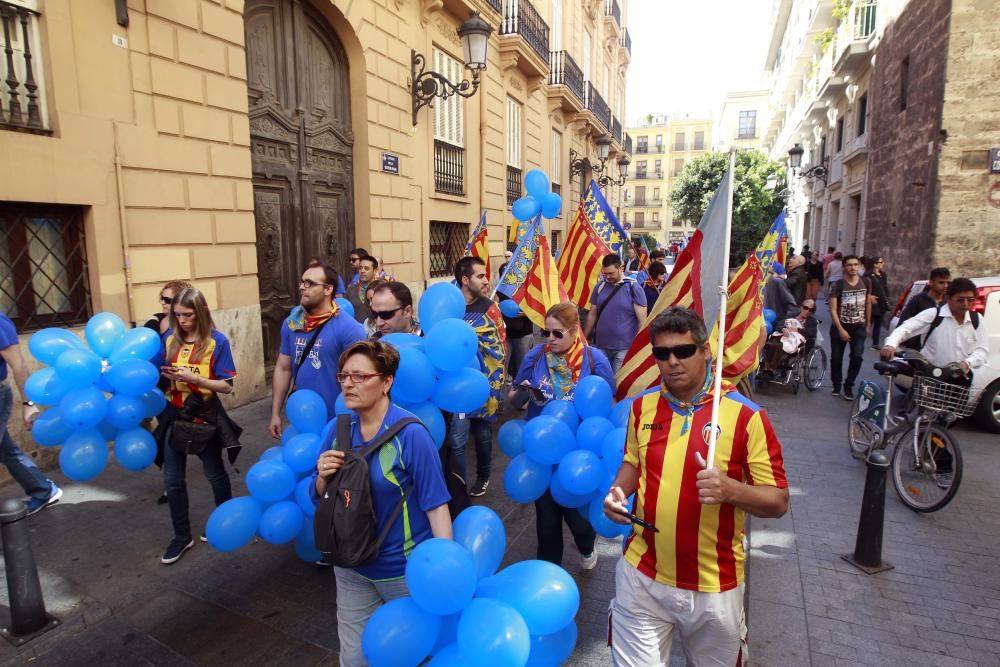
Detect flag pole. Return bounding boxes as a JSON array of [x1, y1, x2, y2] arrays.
[[705, 149, 737, 470]]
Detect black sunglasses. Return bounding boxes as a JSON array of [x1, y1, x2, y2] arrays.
[[160, 295, 173, 305], [801, 305, 816, 312], [540, 328, 566, 339], [651, 344, 699, 361], [371, 307, 403, 321]]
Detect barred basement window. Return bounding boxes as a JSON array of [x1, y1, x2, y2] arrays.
[[0, 203, 92, 331], [428, 221, 468, 279]]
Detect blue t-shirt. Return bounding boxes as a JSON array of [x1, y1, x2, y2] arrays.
[[280, 312, 366, 419], [514, 343, 616, 419], [0, 314, 18, 381], [310, 403, 451, 580], [589, 278, 646, 350], [336, 274, 346, 295]]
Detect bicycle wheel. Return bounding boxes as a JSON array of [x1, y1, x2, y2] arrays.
[[804, 347, 827, 391], [891, 423, 963, 512], [848, 413, 879, 459]]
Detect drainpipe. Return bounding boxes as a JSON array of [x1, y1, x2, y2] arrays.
[[112, 123, 137, 326]]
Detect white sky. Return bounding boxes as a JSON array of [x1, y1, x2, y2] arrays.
[[625, 0, 773, 124]]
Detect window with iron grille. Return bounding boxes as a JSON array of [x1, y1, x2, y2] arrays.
[[428, 221, 469, 279], [433, 47, 465, 195], [550, 230, 561, 254], [1, 203, 91, 331], [551, 130, 561, 185], [506, 96, 522, 206]]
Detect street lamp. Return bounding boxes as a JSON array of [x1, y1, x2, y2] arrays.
[[788, 143, 827, 181], [597, 156, 629, 188], [411, 12, 492, 126]]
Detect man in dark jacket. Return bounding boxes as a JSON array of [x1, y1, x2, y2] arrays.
[[784, 254, 808, 306], [896, 267, 950, 349], [763, 262, 798, 322]]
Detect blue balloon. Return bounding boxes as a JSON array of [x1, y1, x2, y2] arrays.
[[286, 389, 327, 435], [260, 446, 284, 462], [475, 560, 580, 636], [425, 319, 478, 372], [524, 169, 550, 199], [418, 283, 466, 332], [763, 307, 777, 324], [498, 419, 527, 458], [283, 433, 321, 474], [280, 424, 300, 444], [106, 358, 159, 397], [766, 321, 774, 335], [206, 496, 264, 552], [557, 449, 603, 495], [576, 417, 615, 457], [59, 430, 109, 481], [430, 614, 461, 658], [258, 500, 304, 545], [600, 427, 627, 472], [294, 475, 317, 518], [334, 392, 356, 417], [59, 385, 108, 430], [512, 195, 541, 222], [246, 460, 296, 503], [428, 644, 462, 666], [138, 388, 167, 418], [31, 409, 72, 447], [401, 402, 445, 448], [503, 453, 552, 504], [457, 598, 530, 667], [609, 398, 633, 428], [393, 347, 436, 403], [549, 472, 593, 509], [24, 367, 72, 406], [541, 400, 579, 434], [499, 299, 522, 318], [106, 394, 145, 430], [109, 327, 161, 364], [526, 622, 578, 667], [97, 418, 118, 441], [587, 496, 630, 539], [335, 297, 355, 318], [85, 312, 126, 358], [431, 368, 490, 414], [54, 348, 102, 388], [575, 376, 613, 420], [381, 332, 424, 351], [293, 519, 322, 562], [540, 191, 562, 219], [114, 428, 157, 471], [28, 328, 86, 366], [522, 416, 575, 465], [406, 538, 478, 615], [453, 506, 507, 580], [362, 597, 441, 667]]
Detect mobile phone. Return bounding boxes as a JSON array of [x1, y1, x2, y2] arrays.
[[520, 384, 548, 404]]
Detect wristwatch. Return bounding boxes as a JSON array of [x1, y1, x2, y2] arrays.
[[22, 400, 35, 407]]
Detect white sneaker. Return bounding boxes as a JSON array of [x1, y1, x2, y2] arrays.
[[580, 552, 598, 570]]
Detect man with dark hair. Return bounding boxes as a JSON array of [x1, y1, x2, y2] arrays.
[[369, 282, 420, 338], [447, 256, 506, 497], [643, 262, 668, 314], [896, 267, 951, 350], [583, 253, 647, 375], [650, 248, 667, 264], [345, 255, 379, 324], [828, 254, 871, 400], [604, 306, 788, 666], [624, 244, 642, 274], [346, 247, 368, 287], [269, 261, 366, 440]]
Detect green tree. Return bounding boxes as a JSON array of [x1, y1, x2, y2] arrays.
[[669, 150, 786, 265]]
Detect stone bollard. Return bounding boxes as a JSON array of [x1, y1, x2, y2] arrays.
[[0, 499, 59, 645], [841, 450, 894, 575]]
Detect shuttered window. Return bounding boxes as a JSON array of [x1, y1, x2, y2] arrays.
[[506, 97, 522, 167], [432, 47, 464, 147], [551, 130, 561, 184]]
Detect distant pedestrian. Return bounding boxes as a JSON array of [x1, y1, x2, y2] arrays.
[[820, 246, 836, 271], [144, 280, 192, 335], [624, 245, 641, 275], [0, 313, 62, 515], [763, 261, 797, 321], [805, 251, 824, 301], [784, 254, 808, 305], [868, 256, 890, 350], [828, 255, 871, 400], [825, 251, 844, 287], [346, 255, 379, 324], [583, 254, 647, 375], [345, 247, 368, 288], [896, 267, 951, 350], [643, 261, 667, 314]]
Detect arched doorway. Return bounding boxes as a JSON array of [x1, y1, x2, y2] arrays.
[[244, 0, 355, 371]]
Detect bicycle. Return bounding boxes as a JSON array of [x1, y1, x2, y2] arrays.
[[847, 352, 981, 512]]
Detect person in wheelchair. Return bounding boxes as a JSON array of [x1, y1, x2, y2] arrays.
[[762, 300, 819, 376]]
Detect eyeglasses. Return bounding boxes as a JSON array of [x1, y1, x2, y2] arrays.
[[336, 372, 382, 384], [540, 328, 567, 340], [954, 296, 976, 304], [371, 307, 403, 321], [300, 279, 329, 289], [801, 305, 817, 312], [160, 295, 173, 305], [650, 344, 699, 361]]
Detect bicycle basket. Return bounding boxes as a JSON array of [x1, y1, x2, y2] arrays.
[[912, 375, 983, 418]]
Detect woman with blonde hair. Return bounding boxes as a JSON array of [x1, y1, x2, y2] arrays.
[[154, 287, 242, 565], [144, 280, 192, 335], [508, 302, 615, 569]]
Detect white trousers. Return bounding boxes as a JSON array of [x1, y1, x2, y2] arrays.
[[609, 559, 748, 667]]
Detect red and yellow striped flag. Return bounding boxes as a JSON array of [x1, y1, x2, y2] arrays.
[[465, 211, 490, 277], [638, 238, 651, 270], [513, 234, 569, 329], [557, 201, 612, 308]]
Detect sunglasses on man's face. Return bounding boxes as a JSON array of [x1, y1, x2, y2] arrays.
[[801, 305, 816, 312], [371, 307, 403, 321], [540, 328, 566, 340], [650, 344, 699, 361]]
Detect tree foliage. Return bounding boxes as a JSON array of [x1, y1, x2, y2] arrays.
[[669, 150, 787, 265]]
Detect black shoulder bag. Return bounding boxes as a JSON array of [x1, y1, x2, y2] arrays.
[[588, 281, 627, 345]]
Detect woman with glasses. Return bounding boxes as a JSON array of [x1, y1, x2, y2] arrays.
[[311, 340, 451, 666], [507, 303, 615, 569], [144, 280, 192, 335]]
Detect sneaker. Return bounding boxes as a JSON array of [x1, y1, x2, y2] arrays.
[[157, 492, 169, 505], [314, 557, 331, 567], [26, 484, 62, 516], [832, 387, 841, 397], [200, 533, 207, 543], [843, 387, 855, 401], [161, 537, 195, 565], [469, 478, 490, 498], [935, 471, 954, 489], [580, 552, 598, 570]]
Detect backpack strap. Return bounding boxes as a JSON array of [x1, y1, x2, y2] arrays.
[[292, 317, 331, 387], [334, 414, 352, 453], [922, 304, 945, 349]]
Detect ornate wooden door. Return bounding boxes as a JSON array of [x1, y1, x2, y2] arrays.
[[244, 0, 355, 371]]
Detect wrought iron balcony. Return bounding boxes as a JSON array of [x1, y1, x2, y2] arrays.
[[434, 140, 465, 195], [636, 144, 648, 154], [548, 50, 585, 107], [604, 0, 621, 30], [584, 82, 611, 133], [624, 133, 632, 155], [621, 28, 631, 59], [0, 1, 48, 133], [611, 116, 622, 144], [485, 0, 503, 13], [500, 0, 550, 65]]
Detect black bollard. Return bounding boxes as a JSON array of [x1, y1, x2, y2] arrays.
[[841, 451, 894, 574], [0, 499, 59, 645]]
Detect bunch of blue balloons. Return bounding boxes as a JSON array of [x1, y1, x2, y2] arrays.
[[25, 312, 165, 481], [511, 169, 562, 222], [362, 506, 580, 667], [501, 375, 637, 539]]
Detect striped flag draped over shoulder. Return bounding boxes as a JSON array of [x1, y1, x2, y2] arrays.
[[557, 180, 627, 308], [614, 168, 734, 400], [464, 210, 491, 277], [497, 216, 568, 329]]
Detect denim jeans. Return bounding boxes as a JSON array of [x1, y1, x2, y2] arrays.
[[601, 348, 628, 376], [333, 566, 409, 667], [830, 323, 867, 392], [534, 489, 595, 566], [445, 413, 493, 482], [0, 383, 52, 500], [162, 425, 232, 539]]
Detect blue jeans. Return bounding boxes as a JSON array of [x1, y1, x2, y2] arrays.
[[830, 323, 867, 392], [445, 413, 493, 482], [601, 348, 628, 376], [162, 425, 232, 539], [0, 383, 52, 500]]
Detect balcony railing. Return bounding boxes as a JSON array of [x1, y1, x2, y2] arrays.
[[485, 0, 503, 13], [850, 0, 877, 40], [636, 144, 648, 154], [624, 133, 632, 155], [604, 0, 621, 28], [501, 0, 550, 64], [653, 145, 665, 153], [612, 116, 622, 144], [548, 50, 584, 104], [621, 29, 631, 57], [434, 140, 465, 195], [584, 82, 611, 132], [506, 165, 522, 206], [0, 1, 47, 132]]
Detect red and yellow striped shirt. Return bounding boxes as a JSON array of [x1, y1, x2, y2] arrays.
[[623, 389, 787, 592]]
